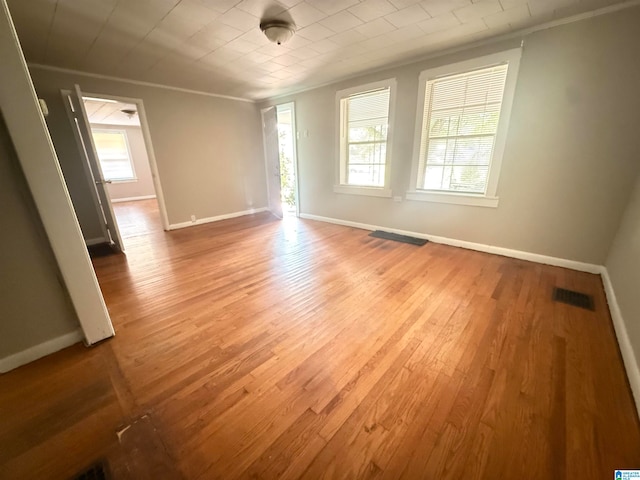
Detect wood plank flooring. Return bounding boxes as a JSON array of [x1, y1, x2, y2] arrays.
[[1, 199, 639, 479]]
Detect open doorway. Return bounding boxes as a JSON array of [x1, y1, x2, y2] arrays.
[[83, 95, 162, 244], [62, 87, 169, 255], [275, 103, 299, 217]]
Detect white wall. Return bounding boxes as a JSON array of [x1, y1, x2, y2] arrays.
[[30, 67, 268, 236], [262, 7, 640, 265], [0, 0, 114, 370], [0, 113, 80, 360], [606, 174, 640, 411], [90, 123, 156, 201]]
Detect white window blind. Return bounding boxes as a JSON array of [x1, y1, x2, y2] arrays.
[[341, 87, 390, 187], [91, 130, 135, 181], [417, 64, 508, 194]]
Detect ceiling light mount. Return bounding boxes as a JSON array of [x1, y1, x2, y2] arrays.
[[120, 108, 137, 119], [260, 19, 295, 45]]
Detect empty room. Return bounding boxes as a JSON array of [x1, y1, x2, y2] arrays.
[[1, 0, 639, 478]]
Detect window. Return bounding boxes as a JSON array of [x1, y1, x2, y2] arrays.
[[408, 49, 521, 207], [91, 129, 136, 182], [335, 79, 396, 197]]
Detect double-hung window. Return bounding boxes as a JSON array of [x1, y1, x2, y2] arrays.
[[408, 49, 521, 207], [335, 79, 396, 197], [91, 129, 136, 182]]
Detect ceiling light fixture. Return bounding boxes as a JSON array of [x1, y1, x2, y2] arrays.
[[121, 108, 137, 119], [260, 20, 295, 45]]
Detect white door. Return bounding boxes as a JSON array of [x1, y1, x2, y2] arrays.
[[261, 107, 282, 218], [67, 85, 125, 252]]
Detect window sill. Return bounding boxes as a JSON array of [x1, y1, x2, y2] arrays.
[[334, 185, 392, 198], [406, 190, 499, 208]]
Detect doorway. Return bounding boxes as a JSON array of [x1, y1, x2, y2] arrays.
[[62, 87, 169, 253], [275, 103, 298, 217], [83, 95, 163, 243], [261, 103, 299, 219]]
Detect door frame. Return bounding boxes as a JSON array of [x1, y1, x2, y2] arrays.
[[1, 0, 114, 345], [275, 102, 300, 217], [61, 89, 170, 232]]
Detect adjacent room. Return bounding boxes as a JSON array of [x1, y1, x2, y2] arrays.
[[1, 0, 639, 478]]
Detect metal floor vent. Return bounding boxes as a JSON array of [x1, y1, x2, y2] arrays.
[[72, 460, 109, 480], [552, 287, 594, 311]]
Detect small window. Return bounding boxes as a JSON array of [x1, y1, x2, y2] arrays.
[[91, 129, 136, 182], [408, 49, 521, 207], [335, 79, 396, 197]]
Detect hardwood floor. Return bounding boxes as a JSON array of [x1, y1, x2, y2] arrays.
[[1, 201, 639, 479]]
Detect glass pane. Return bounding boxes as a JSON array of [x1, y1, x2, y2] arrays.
[[347, 164, 385, 187], [449, 165, 489, 193], [349, 142, 386, 165], [424, 165, 444, 189], [348, 124, 388, 141], [100, 159, 134, 181], [92, 131, 134, 180], [427, 136, 494, 167]]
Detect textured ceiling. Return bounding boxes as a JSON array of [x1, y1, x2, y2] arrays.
[[8, 0, 628, 100]]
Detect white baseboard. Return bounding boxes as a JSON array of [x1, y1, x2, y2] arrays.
[[0, 329, 84, 374], [110, 195, 157, 203], [601, 269, 640, 416], [299, 213, 603, 274], [85, 237, 107, 246], [168, 207, 269, 230]]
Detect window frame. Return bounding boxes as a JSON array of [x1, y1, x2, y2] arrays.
[[91, 128, 137, 183], [408, 49, 522, 208], [334, 78, 397, 198]]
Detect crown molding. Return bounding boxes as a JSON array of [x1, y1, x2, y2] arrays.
[[27, 63, 256, 104]]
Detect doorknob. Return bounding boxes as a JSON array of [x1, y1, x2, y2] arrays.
[[95, 179, 113, 185]]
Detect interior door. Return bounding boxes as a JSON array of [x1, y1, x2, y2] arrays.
[[262, 107, 282, 218], [68, 85, 124, 252]]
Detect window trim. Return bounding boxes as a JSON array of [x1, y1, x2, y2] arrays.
[[92, 128, 137, 183], [408, 49, 522, 208], [334, 78, 397, 198]]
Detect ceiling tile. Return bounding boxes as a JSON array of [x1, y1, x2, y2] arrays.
[[388, 0, 423, 9], [483, 3, 531, 28], [169, 0, 220, 25], [355, 17, 398, 38], [329, 29, 368, 46], [420, 0, 472, 17], [304, 0, 360, 16], [225, 37, 262, 54], [217, 7, 260, 30], [453, 0, 503, 22], [386, 4, 431, 28], [349, 0, 398, 22], [417, 12, 461, 34], [286, 2, 327, 27], [319, 11, 363, 33], [272, 54, 300, 66], [499, 0, 529, 9], [192, 0, 242, 14], [296, 23, 334, 41], [236, 0, 287, 18], [306, 38, 341, 54]]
